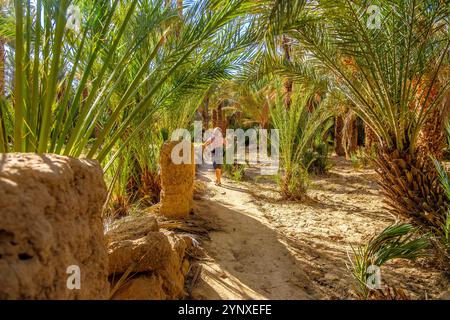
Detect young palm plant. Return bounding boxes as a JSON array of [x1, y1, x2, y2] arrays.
[[269, 80, 332, 199], [349, 223, 429, 299]]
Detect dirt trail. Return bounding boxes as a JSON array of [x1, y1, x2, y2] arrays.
[[192, 173, 316, 299], [190, 157, 448, 300]]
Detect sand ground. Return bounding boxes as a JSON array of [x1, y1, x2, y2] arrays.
[[189, 156, 449, 300]]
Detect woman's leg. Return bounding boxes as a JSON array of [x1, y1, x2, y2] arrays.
[[216, 168, 221, 184]]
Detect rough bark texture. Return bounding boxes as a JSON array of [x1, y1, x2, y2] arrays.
[[282, 35, 293, 109], [364, 122, 377, 151], [343, 114, 358, 159], [0, 37, 4, 97], [212, 109, 218, 128], [159, 141, 194, 218], [416, 89, 450, 160], [202, 97, 210, 130], [107, 214, 192, 300], [217, 103, 225, 132], [261, 103, 269, 129], [0, 153, 109, 299]]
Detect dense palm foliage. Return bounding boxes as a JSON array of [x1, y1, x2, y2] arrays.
[[0, 0, 254, 160], [253, 0, 449, 229], [1, 0, 257, 213], [1, 0, 449, 301]]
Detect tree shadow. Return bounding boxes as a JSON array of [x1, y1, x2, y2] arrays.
[[192, 199, 328, 299], [193, 197, 444, 300]]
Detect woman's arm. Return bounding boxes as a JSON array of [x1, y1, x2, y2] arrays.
[[203, 137, 213, 147]]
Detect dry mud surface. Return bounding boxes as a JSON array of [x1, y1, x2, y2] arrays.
[[190, 156, 449, 300]]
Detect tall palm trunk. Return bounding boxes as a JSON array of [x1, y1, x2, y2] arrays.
[[202, 96, 209, 130], [0, 37, 6, 150], [364, 122, 376, 152], [335, 115, 345, 156], [343, 111, 357, 159], [217, 102, 225, 132], [260, 102, 269, 129], [212, 109, 218, 128]]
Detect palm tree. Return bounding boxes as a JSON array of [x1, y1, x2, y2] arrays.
[[211, 79, 273, 129], [201, 95, 210, 130], [269, 80, 332, 199], [1, 0, 253, 163], [282, 35, 293, 108], [335, 113, 346, 156], [265, 0, 449, 229]]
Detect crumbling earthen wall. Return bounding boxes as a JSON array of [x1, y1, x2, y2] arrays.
[[106, 214, 192, 300], [0, 153, 109, 299]]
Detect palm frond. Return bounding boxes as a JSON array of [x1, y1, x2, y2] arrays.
[[350, 223, 429, 299]]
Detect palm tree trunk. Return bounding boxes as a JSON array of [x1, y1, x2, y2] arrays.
[[375, 78, 449, 231], [217, 102, 224, 132], [343, 113, 358, 159], [0, 36, 6, 150], [212, 109, 218, 128], [261, 102, 269, 129], [0, 36, 5, 97], [335, 115, 345, 156], [202, 96, 209, 130], [282, 35, 293, 109], [364, 122, 376, 151]]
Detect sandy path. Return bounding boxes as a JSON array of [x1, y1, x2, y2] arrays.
[[191, 170, 316, 299], [190, 157, 448, 300]]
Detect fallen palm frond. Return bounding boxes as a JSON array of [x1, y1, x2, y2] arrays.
[[186, 263, 204, 298], [158, 221, 211, 237], [108, 261, 138, 300]]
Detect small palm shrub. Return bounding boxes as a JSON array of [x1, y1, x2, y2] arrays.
[[223, 161, 246, 181], [269, 82, 332, 199], [349, 223, 429, 300]]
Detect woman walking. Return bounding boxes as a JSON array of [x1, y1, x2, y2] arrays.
[[203, 127, 226, 186]]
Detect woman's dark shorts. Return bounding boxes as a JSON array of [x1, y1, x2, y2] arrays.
[[212, 147, 223, 170]]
